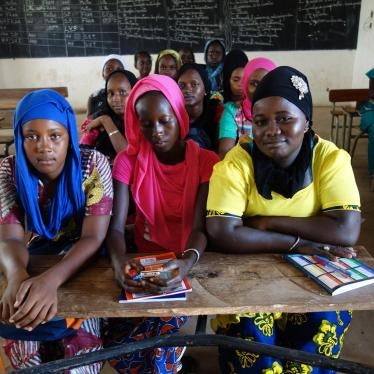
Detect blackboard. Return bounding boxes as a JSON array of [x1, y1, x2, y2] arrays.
[[0, 0, 361, 59]]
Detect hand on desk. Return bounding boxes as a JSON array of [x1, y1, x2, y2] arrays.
[[121, 256, 193, 294], [7, 273, 58, 331], [146, 255, 195, 292], [296, 239, 357, 261], [0, 269, 29, 324]]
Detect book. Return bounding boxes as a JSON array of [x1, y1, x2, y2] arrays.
[[119, 252, 192, 303], [286, 254, 374, 296]]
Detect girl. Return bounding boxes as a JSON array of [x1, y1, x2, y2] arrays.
[[207, 66, 361, 373], [134, 50, 152, 79], [177, 62, 223, 150], [218, 56, 276, 159], [87, 54, 127, 115], [204, 39, 225, 94], [105, 74, 219, 373], [218, 49, 249, 158], [154, 49, 182, 80], [0, 89, 113, 371], [80, 69, 137, 162]]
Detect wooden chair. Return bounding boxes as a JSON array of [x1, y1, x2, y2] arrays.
[[328, 89, 369, 151]]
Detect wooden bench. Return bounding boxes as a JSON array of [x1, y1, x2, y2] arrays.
[[0, 87, 68, 111], [0, 87, 68, 157], [328, 89, 369, 152]]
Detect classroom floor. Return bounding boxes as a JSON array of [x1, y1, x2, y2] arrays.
[[1, 107, 373, 372]]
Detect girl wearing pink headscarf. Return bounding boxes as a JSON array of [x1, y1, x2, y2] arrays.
[[105, 74, 219, 373], [218, 57, 276, 159]]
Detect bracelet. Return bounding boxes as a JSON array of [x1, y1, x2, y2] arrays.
[[288, 235, 300, 252], [108, 129, 119, 137], [183, 248, 200, 265]]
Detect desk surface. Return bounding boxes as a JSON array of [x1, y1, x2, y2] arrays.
[[1, 248, 374, 318]]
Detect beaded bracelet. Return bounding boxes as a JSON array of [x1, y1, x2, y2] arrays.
[[183, 248, 200, 265], [288, 235, 301, 252]]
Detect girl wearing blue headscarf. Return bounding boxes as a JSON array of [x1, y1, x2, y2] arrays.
[[204, 39, 225, 94], [0, 89, 113, 371]]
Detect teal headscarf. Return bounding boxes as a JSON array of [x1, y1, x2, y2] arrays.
[[13, 89, 85, 239]]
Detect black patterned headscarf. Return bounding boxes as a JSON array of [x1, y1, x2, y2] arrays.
[[252, 66, 313, 126]]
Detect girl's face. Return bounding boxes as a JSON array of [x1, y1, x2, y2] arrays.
[[178, 69, 206, 107], [107, 73, 132, 117], [158, 55, 178, 79], [135, 55, 152, 78], [207, 42, 224, 68], [247, 68, 269, 100], [252, 96, 308, 168], [22, 119, 70, 180], [102, 59, 124, 81], [230, 67, 244, 101], [135, 92, 180, 154], [179, 48, 194, 65]]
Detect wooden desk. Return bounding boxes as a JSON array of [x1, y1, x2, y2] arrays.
[[2, 247, 373, 318], [4, 249, 374, 374], [0, 87, 68, 111]]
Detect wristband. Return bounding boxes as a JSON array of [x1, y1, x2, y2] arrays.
[[288, 235, 300, 252], [183, 248, 200, 265], [108, 129, 119, 137]]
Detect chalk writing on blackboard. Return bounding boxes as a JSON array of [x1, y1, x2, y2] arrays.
[[0, 0, 362, 58]]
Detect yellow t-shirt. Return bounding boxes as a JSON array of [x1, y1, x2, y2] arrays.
[[207, 136, 360, 218]]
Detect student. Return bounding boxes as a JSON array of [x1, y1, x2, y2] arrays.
[[179, 46, 195, 65], [0, 89, 113, 371], [154, 49, 182, 80], [87, 54, 127, 115], [204, 39, 225, 94], [218, 57, 276, 159], [217, 49, 248, 158], [206, 67, 361, 373], [80, 69, 137, 162], [359, 67, 374, 190], [177, 62, 223, 150], [105, 74, 219, 373], [134, 50, 152, 79]]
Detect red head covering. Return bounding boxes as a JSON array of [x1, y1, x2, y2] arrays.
[[241, 57, 277, 120], [123, 74, 200, 252]]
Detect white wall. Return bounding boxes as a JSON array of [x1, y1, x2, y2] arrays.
[[353, 0, 374, 88], [0, 0, 371, 109]]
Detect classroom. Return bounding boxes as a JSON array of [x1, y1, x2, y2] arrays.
[[0, 0, 374, 373]]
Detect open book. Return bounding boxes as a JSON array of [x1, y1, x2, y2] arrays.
[[286, 254, 374, 296], [119, 252, 192, 303]]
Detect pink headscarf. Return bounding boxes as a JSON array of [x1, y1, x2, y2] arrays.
[[124, 74, 200, 252], [242, 57, 277, 120]]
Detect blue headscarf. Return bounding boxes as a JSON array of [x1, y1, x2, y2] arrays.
[[13, 89, 86, 239]]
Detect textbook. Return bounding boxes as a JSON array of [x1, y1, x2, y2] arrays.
[[119, 252, 192, 303], [286, 254, 374, 296]]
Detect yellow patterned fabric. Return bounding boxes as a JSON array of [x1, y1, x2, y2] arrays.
[[83, 168, 104, 206]]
